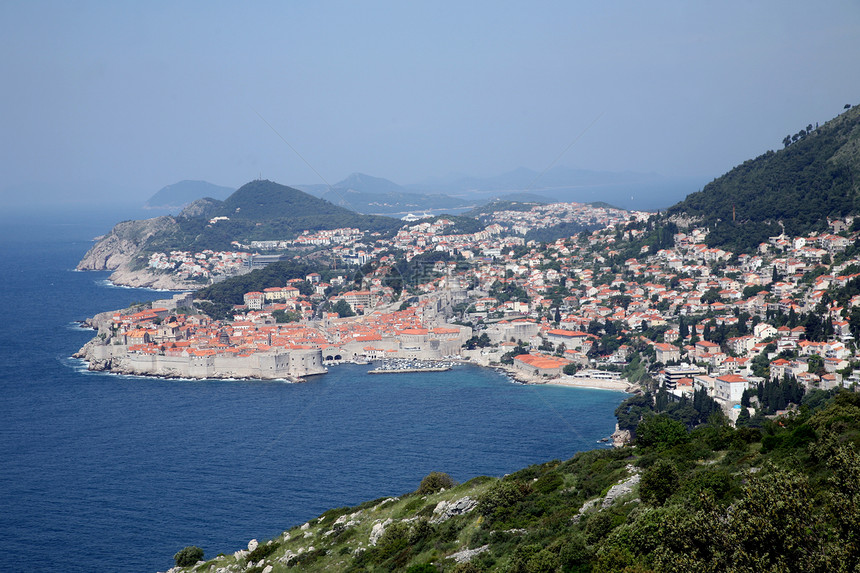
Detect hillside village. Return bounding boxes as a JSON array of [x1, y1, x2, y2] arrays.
[[79, 199, 860, 426]]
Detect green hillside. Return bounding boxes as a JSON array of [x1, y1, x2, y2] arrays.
[[141, 180, 402, 252], [218, 180, 402, 234], [668, 105, 860, 253], [165, 389, 860, 572]]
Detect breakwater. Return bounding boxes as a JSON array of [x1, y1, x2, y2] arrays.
[[368, 359, 453, 374]]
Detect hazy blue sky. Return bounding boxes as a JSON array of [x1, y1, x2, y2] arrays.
[[2, 1, 859, 206]]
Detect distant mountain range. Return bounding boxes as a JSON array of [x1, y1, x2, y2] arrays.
[[144, 167, 703, 217], [407, 166, 705, 211], [293, 167, 703, 214], [294, 173, 475, 215], [139, 103, 860, 255]]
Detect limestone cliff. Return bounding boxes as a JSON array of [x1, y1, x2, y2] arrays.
[[178, 197, 222, 219], [106, 267, 205, 291], [76, 216, 179, 271]]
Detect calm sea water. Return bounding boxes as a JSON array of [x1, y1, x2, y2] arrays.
[[0, 208, 624, 573]]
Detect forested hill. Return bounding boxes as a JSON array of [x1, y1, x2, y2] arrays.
[[145, 180, 402, 252], [667, 104, 860, 253], [214, 179, 401, 229], [78, 180, 404, 270]]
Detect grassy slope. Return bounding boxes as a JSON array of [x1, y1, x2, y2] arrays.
[[167, 391, 860, 573]]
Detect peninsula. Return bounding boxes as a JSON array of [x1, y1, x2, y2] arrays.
[[68, 104, 860, 573], [77, 106, 860, 426]]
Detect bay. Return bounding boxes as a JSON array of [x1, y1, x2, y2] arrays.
[[0, 209, 625, 573]]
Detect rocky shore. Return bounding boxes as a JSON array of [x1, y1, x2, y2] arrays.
[[77, 216, 178, 272], [497, 365, 640, 394], [75, 214, 232, 290], [105, 267, 204, 291]]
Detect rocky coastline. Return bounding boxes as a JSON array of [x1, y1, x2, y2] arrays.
[[77, 216, 178, 272], [105, 267, 205, 291], [76, 214, 229, 291]]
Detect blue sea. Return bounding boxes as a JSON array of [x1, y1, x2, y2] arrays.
[[0, 208, 625, 573]]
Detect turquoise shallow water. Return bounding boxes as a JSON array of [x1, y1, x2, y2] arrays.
[[0, 210, 625, 573]]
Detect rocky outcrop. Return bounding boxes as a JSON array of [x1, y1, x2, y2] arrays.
[[106, 267, 202, 291], [611, 424, 633, 448], [75, 214, 234, 290], [77, 216, 178, 271], [449, 544, 490, 564], [573, 464, 640, 523], [601, 471, 640, 508], [178, 197, 222, 219], [369, 518, 392, 546], [430, 496, 478, 524]]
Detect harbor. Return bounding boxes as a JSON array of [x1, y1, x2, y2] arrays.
[[368, 358, 453, 374]]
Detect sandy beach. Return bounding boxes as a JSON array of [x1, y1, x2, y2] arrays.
[[488, 362, 640, 393], [537, 376, 639, 393]]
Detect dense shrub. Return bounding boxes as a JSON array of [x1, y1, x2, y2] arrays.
[[406, 564, 438, 573], [477, 480, 531, 522], [417, 471, 457, 494], [533, 472, 564, 494], [639, 459, 679, 506], [173, 546, 204, 567], [635, 415, 690, 450], [247, 540, 280, 562], [682, 468, 735, 503]]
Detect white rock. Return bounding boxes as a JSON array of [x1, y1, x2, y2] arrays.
[[300, 522, 310, 530], [247, 539, 259, 552], [262, 566, 273, 573], [602, 473, 640, 508], [449, 544, 490, 564], [430, 496, 478, 524], [375, 497, 399, 508], [232, 549, 248, 560], [576, 498, 601, 516], [369, 518, 393, 546]]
